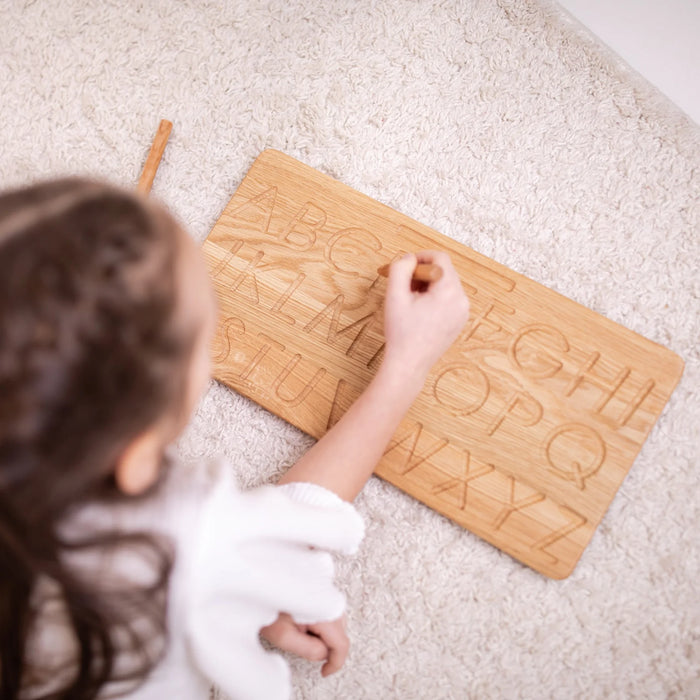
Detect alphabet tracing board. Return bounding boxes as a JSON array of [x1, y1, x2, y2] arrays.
[[202, 149, 684, 579]]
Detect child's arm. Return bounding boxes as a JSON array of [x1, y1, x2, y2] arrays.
[[278, 250, 470, 502]]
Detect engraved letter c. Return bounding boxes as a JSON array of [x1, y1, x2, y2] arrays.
[[325, 227, 383, 277]]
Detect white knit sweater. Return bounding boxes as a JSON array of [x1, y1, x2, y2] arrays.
[[25, 458, 365, 699]]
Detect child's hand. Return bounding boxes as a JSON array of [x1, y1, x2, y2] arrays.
[[383, 250, 470, 382], [260, 612, 349, 677]]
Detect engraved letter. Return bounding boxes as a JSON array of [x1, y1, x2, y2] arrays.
[[565, 352, 630, 414], [210, 239, 245, 279], [270, 272, 306, 325], [223, 187, 277, 237], [432, 450, 495, 511], [492, 476, 545, 530], [239, 332, 285, 381], [230, 250, 265, 305], [325, 227, 383, 276], [303, 294, 377, 352], [617, 379, 655, 427], [544, 423, 606, 489], [433, 362, 490, 417], [367, 342, 385, 370], [279, 202, 326, 251], [508, 324, 569, 379], [462, 299, 515, 347], [383, 422, 449, 476], [213, 316, 246, 364], [486, 391, 543, 436], [530, 506, 587, 564], [303, 294, 344, 340], [271, 355, 327, 408]]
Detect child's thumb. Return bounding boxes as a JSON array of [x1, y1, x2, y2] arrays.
[[387, 253, 416, 301]]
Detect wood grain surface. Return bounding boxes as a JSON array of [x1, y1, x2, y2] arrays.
[[202, 149, 684, 579]]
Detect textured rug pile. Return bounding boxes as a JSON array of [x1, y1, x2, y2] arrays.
[[2, 1, 698, 697]]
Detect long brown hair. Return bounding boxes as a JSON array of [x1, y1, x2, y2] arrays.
[[0, 180, 193, 699]]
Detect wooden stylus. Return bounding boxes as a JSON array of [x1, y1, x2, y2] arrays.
[[137, 119, 173, 194], [377, 262, 443, 283]]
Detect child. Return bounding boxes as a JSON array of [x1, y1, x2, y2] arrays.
[[0, 179, 470, 699]]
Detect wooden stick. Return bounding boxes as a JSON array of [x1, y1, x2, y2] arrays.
[[377, 262, 443, 283], [137, 119, 173, 194]]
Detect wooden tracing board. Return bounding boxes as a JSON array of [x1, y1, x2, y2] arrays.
[[202, 149, 684, 579]]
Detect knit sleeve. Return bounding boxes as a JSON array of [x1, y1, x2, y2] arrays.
[[183, 470, 364, 700]]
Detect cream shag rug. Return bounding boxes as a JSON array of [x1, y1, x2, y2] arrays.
[[2, 1, 699, 698]]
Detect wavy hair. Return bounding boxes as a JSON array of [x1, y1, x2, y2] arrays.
[[0, 180, 192, 699]]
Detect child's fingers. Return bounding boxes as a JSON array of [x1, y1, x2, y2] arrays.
[[414, 249, 438, 264], [308, 618, 350, 677], [415, 249, 461, 287], [387, 253, 417, 302], [260, 614, 329, 662]]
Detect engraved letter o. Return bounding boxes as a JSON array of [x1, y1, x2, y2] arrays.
[[433, 362, 490, 417]]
